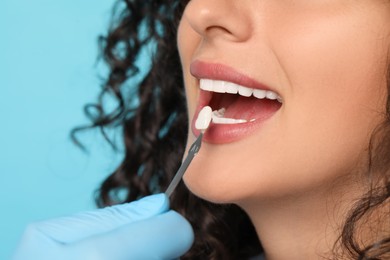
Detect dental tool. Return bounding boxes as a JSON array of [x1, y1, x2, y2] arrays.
[[165, 106, 212, 197]]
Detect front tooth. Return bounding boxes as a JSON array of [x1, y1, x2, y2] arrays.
[[212, 116, 247, 124], [213, 108, 226, 117], [218, 107, 226, 114], [200, 79, 213, 91], [238, 86, 253, 97], [253, 89, 266, 99], [266, 91, 278, 100], [201, 79, 282, 103], [225, 82, 239, 94], [213, 80, 227, 93]]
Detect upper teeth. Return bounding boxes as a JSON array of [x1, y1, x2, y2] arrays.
[[200, 79, 282, 102]]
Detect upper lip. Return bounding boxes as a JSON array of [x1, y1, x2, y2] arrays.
[[190, 60, 275, 92]]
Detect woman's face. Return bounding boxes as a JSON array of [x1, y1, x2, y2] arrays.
[[177, 0, 390, 204]]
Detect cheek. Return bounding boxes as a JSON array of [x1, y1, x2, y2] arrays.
[[262, 6, 389, 188]]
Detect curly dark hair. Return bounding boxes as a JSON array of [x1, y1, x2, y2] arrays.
[[73, 0, 390, 259]]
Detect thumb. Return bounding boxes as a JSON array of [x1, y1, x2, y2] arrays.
[[74, 210, 194, 260], [33, 193, 169, 244]]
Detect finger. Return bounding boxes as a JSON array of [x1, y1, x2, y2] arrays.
[[75, 210, 194, 260], [33, 193, 169, 244]]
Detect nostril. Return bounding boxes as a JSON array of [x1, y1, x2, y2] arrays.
[[183, 0, 252, 42], [205, 25, 233, 37]]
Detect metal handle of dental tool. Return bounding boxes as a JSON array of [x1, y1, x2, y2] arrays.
[[165, 133, 204, 197], [165, 106, 212, 198]]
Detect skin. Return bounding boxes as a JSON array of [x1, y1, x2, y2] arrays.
[[177, 0, 390, 259]]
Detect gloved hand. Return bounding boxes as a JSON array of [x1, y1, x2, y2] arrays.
[[12, 194, 194, 260]]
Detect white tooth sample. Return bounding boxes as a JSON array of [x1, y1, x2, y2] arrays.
[[225, 82, 239, 94], [265, 91, 278, 100], [253, 89, 266, 99], [213, 80, 227, 93], [238, 86, 253, 97], [195, 106, 213, 131], [200, 79, 213, 91]]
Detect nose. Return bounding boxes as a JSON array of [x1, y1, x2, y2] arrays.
[[182, 0, 252, 42]]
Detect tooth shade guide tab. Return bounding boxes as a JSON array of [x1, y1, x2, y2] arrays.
[[195, 106, 212, 131]]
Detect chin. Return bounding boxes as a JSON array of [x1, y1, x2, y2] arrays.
[[183, 176, 238, 204], [182, 165, 273, 205]]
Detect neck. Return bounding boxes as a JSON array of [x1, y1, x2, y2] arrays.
[[239, 177, 364, 260]]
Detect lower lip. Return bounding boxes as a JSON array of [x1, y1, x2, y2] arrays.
[[191, 98, 280, 144]]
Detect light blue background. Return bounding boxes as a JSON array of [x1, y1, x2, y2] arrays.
[[1, 0, 127, 258]]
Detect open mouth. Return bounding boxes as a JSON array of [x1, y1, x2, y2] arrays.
[[193, 78, 282, 143], [199, 79, 282, 124]]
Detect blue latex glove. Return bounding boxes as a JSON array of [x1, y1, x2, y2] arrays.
[[12, 194, 194, 260]]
